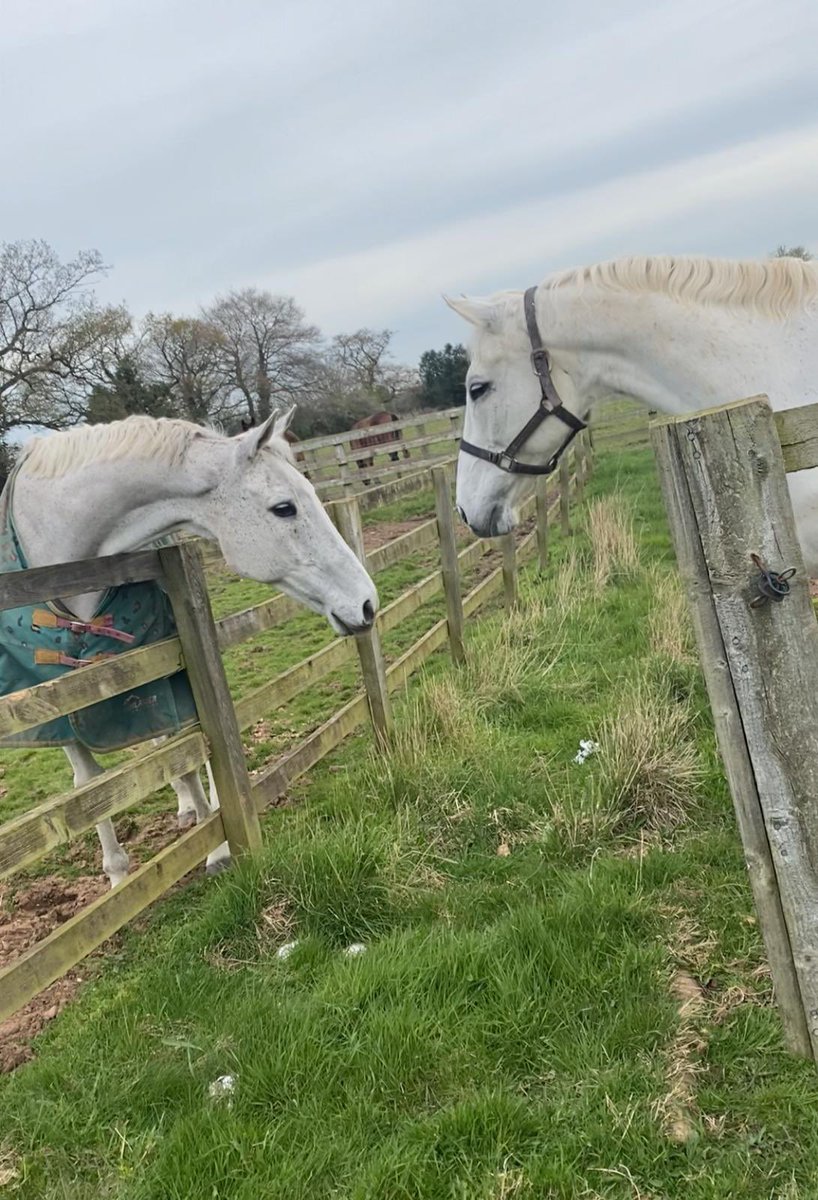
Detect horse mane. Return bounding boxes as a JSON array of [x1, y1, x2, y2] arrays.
[[541, 254, 818, 319], [18, 414, 291, 480]]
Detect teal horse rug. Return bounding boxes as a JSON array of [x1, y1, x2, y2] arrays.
[[0, 469, 197, 751]]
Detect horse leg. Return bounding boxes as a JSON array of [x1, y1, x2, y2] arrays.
[[64, 742, 130, 888], [170, 766, 231, 876], [148, 737, 197, 829], [174, 761, 197, 831]]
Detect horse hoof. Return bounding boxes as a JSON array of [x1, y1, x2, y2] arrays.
[[177, 812, 196, 831]]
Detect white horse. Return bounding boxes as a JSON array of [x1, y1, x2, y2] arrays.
[[6, 408, 378, 886], [447, 255, 818, 570]]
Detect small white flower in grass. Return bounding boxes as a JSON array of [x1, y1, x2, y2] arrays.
[[276, 940, 299, 960], [574, 738, 600, 765], [344, 942, 367, 956], [208, 1075, 236, 1106]]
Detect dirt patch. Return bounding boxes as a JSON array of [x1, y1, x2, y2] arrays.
[[114, 811, 179, 860], [0, 810, 190, 1075], [659, 970, 708, 1143], [0, 874, 106, 1073], [363, 518, 428, 552]]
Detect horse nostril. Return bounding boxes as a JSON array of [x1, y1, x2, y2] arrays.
[[362, 599, 375, 625], [457, 506, 467, 524]]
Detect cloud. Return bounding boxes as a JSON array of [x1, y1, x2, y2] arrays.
[[1, 0, 815, 360], [249, 123, 818, 333]]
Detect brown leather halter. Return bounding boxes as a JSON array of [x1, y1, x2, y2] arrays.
[[458, 286, 587, 476]]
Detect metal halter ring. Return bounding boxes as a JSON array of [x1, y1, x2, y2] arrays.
[[749, 553, 796, 608]]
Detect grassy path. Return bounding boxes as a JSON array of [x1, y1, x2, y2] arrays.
[[2, 447, 818, 1198]]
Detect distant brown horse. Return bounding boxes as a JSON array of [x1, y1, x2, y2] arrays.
[[350, 411, 409, 485]]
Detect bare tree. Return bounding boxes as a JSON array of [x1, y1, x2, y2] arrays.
[[140, 314, 233, 424], [291, 329, 419, 436], [0, 239, 129, 435], [773, 245, 813, 260], [329, 328, 417, 404], [206, 289, 320, 424], [330, 328, 394, 393]]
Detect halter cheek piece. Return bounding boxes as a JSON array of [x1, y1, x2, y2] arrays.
[[458, 286, 587, 476]]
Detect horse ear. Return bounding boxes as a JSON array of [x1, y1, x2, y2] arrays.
[[443, 294, 500, 329], [239, 411, 278, 460], [272, 405, 296, 439]]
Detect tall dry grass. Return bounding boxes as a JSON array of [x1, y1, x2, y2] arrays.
[[587, 494, 640, 590], [596, 674, 704, 832]]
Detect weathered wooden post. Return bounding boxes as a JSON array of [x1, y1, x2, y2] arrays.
[[329, 496, 393, 749], [559, 456, 571, 536], [334, 443, 354, 494], [535, 476, 549, 571], [500, 534, 518, 609], [582, 427, 594, 481], [159, 543, 262, 856], [573, 441, 585, 505], [651, 395, 818, 1060], [432, 465, 466, 665], [575, 429, 590, 489]]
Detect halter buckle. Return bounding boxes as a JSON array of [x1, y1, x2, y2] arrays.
[[497, 451, 516, 472], [530, 348, 548, 375]]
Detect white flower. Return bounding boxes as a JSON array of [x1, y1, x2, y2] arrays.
[[208, 1075, 236, 1105], [276, 940, 299, 960], [344, 942, 367, 956], [574, 739, 600, 764]]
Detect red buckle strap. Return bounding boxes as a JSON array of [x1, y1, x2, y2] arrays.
[[31, 608, 136, 645]]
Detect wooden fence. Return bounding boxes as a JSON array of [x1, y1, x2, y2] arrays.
[[296, 397, 651, 504], [0, 433, 593, 1023], [299, 407, 464, 498], [652, 394, 818, 1063]]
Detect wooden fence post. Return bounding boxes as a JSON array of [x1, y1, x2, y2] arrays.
[[432, 465, 466, 664], [330, 496, 393, 749], [159, 543, 262, 856], [651, 395, 818, 1060], [573, 442, 585, 505], [582, 428, 594, 481], [559, 456, 571, 535], [334, 443, 354, 493], [500, 534, 518, 609], [535, 476, 549, 570]]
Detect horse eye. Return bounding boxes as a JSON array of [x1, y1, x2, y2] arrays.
[[469, 381, 491, 401], [270, 501, 297, 518]]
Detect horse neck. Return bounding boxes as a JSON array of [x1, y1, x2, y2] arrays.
[[12, 444, 223, 618], [543, 288, 818, 417]]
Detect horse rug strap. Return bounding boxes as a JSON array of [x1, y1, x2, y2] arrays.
[[0, 467, 197, 751]]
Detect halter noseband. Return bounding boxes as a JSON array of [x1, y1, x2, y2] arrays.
[[458, 286, 587, 476]]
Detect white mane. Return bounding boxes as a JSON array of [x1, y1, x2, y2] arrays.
[[541, 254, 818, 319], [18, 415, 293, 480]]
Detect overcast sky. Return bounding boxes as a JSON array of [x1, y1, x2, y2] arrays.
[[2, 0, 816, 363]]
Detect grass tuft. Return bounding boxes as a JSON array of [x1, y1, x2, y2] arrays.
[[596, 672, 704, 834], [587, 493, 640, 590], [647, 564, 694, 662]]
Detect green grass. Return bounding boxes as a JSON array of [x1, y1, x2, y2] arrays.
[[3, 449, 818, 1198]]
